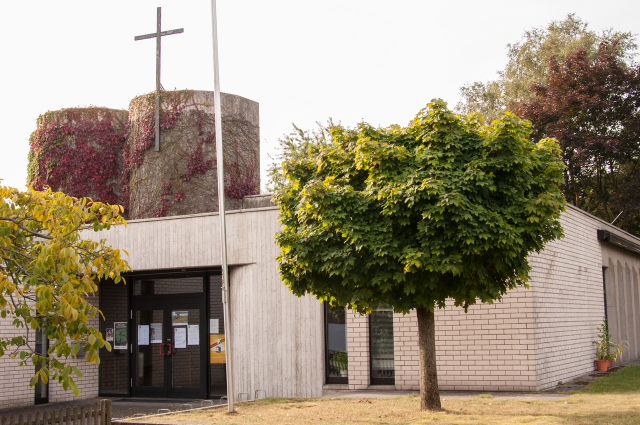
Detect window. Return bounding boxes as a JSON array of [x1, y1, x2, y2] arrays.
[[369, 305, 394, 385], [133, 276, 203, 295], [34, 327, 48, 404], [325, 303, 348, 384]]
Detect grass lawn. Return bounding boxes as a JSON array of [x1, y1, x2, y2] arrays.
[[129, 366, 640, 425]]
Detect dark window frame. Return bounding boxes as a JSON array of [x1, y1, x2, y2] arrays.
[[602, 266, 608, 327], [369, 306, 395, 386], [324, 302, 348, 385], [34, 326, 49, 405]]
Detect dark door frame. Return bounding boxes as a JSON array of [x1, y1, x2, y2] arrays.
[[130, 292, 207, 399]]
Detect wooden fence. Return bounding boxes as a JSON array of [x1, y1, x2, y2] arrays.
[[0, 400, 111, 425]]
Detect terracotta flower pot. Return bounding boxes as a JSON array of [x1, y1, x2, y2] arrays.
[[608, 359, 614, 368], [595, 359, 609, 372]]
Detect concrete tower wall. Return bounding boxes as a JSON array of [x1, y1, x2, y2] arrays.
[[125, 90, 260, 219]]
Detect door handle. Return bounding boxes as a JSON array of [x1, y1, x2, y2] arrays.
[[160, 343, 172, 356]]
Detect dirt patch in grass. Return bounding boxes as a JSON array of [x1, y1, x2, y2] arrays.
[[126, 366, 640, 425]]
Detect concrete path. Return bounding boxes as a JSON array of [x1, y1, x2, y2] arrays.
[[109, 398, 222, 419], [0, 398, 223, 420]]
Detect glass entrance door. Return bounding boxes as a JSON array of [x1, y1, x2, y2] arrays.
[[131, 297, 206, 398]]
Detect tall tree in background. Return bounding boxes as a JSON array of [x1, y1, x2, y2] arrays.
[[266, 121, 335, 193], [516, 43, 640, 235], [274, 101, 565, 410], [456, 14, 636, 123]]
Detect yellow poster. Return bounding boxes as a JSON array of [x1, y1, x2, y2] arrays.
[[210, 334, 226, 364]]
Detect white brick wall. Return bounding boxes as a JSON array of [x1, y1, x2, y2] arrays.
[[346, 311, 369, 390], [529, 206, 604, 390], [0, 294, 100, 409], [434, 290, 537, 391], [48, 294, 100, 403], [346, 290, 536, 392], [0, 315, 36, 409]]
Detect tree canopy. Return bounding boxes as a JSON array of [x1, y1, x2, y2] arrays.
[[0, 184, 130, 395], [516, 42, 640, 235], [456, 14, 636, 123], [274, 101, 566, 409], [276, 100, 565, 313]]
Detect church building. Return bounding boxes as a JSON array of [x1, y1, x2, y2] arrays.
[[1, 91, 640, 409]]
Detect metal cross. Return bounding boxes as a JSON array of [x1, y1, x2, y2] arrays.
[[135, 7, 184, 152]]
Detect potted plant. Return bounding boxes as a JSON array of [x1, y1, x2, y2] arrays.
[[593, 320, 614, 371]]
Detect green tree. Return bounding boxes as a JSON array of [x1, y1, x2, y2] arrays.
[[274, 100, 565, 410], [0, 184, 130, 395], [456, 80, 505, 124], [266, 120, 335, 193], [456, 14, 636, 122]]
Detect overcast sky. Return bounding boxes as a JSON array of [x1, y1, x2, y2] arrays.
[[1, 0, 638, 191]]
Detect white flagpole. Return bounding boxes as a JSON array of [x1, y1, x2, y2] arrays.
[[210, 0, 234, 413]]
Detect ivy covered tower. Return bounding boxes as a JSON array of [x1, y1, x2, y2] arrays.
[[27, 90, 260, 219], [27, 107, 128, 206], [123, 90, 260, 219]]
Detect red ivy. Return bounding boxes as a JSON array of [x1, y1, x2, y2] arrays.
[[29, 91, 259, 220], [28, 107, 126, 205]]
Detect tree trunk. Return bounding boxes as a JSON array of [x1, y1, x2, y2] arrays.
[[417, 307, 441, 411]]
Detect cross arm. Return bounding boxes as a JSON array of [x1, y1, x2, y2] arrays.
[[134, 28, 184, 41]]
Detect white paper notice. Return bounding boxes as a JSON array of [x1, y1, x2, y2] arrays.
[[137, 325, 149, 346], [188, 325, 199, 345], [174, 328, 187, 349], [150, 323, 162, 343], [210, 319, 219, 334]]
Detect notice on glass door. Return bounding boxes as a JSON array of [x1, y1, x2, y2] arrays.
[[174, 327, 187, 348], [172, 310, 188, 326], [137, 325, 149, 346], [209, 319, 219, 334], [114, 322, 127, 350], [150, 323, 162, 343], [187, 325, 199, 345]]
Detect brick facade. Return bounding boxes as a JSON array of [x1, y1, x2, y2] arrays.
[[0, 317, 36, 409], [338, 206, 640, 392], [345, 288, 537, 392], [529, 206, 606, 390], [346, 311, 369, 390], [0, 294, 100, 409], [3, 204, 640, 407]]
